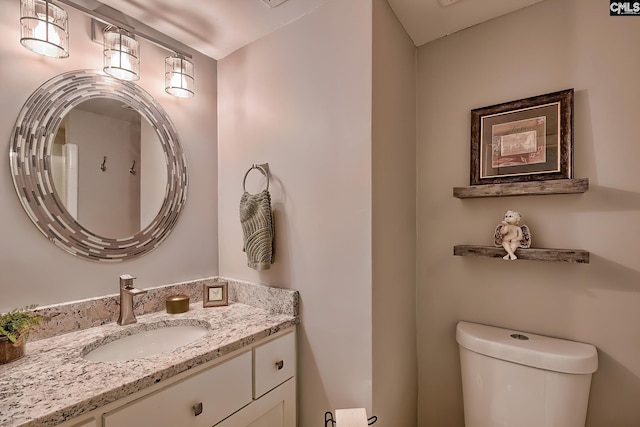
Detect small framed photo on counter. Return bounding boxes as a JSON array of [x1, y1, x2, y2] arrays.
[[203, 282, 228, 307]]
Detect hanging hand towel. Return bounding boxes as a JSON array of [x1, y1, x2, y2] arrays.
[[239, 189, 274, 270]]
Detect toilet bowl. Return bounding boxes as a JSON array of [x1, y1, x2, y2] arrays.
[[456, 321, 598, 427]]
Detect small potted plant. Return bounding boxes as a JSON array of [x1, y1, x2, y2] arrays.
[[0, 305, 42, 364]]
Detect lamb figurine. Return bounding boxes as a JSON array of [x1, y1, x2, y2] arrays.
[[494, 210, 531, 260]]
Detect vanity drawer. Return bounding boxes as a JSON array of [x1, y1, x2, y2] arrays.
[[253, 331, 296, 398], [103, 351, 252, 427]]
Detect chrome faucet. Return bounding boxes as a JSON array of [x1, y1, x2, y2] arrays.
[[117, 274, 148, 326]]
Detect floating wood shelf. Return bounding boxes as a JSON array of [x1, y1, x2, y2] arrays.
[[453, 245, 590, 263], [453, 178, 589, 199]]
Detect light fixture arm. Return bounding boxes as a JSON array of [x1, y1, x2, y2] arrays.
[[31, 0, 196, 95], [56, 0, 192, 58]]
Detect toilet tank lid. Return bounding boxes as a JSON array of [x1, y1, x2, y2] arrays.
[[456, 321, 598, 374]]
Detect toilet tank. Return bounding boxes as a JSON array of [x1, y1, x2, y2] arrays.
[[456, 321, 598, 427]]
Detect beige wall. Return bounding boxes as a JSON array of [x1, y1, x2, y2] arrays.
[[219, 1, 418, 425], [416, 0, 640, 425], [372, 0, 417, 426], [0, 1, 219, 312], [218, 0, 375, 425]]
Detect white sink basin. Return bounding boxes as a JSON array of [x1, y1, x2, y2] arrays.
[[83, 324, 209, 362]]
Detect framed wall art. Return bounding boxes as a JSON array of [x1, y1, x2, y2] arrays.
[[203, 282, 229, 307], [470, 89, 574, 185]]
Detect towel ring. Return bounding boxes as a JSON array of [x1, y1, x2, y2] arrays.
[[243, 163, 270, 193]]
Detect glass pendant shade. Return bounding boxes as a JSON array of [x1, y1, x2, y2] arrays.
[[103, 27, 139, 81], [165, 54, 194, 98], [20, 0, 69, 58]]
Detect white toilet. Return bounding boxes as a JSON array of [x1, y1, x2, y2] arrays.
[[456, 321, 598, 427]]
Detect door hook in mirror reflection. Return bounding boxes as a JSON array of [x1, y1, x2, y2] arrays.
[[100, 156, 107, 172], [129, 160, 136, 175]]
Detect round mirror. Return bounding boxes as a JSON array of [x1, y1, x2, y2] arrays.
[[10, 70, 187, 262]]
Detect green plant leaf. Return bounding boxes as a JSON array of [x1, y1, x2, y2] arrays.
[[0, 305, 42, 344]]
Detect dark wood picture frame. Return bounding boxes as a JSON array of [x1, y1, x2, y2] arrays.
[[203, 282, 228, 307], [470, 89, 574, 185]]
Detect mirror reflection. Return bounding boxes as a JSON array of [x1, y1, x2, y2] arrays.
[[51, 99, 167, 238]]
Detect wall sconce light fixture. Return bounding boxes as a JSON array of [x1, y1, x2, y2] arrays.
[[103, 26, 140, 81], [165, 54, 195, 98], [20, 0, 69, 58]]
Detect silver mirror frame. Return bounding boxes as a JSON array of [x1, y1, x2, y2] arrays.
[[10, 70, 188, 262]]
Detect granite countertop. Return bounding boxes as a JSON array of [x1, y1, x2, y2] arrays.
[[0, 278, 299, 427]]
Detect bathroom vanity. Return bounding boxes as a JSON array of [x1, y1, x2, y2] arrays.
[[0, 279, 299, 427], [65, 328, 296, 427]]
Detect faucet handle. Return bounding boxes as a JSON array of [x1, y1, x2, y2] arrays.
[[119, 274, 137, 288]]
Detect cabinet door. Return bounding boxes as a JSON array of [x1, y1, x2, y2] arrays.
[[246, 404, 284, 427], [215, 377, 296, 427], [253, 332, 296, 398], [103, 351, 252, 427]]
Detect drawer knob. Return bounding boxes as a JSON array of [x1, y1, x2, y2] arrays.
[[275, 360, 284, 370], [193, 402, 203, 416]]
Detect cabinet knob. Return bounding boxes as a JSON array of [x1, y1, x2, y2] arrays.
[[193, 402, 203, 416], [275, 360, 284, 370]]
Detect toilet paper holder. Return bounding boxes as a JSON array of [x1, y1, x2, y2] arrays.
[[324, 410, 378, 426]]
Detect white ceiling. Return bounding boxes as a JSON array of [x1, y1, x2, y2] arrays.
[[387, 0, 545, 47], [94, 0, 545, 60]]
